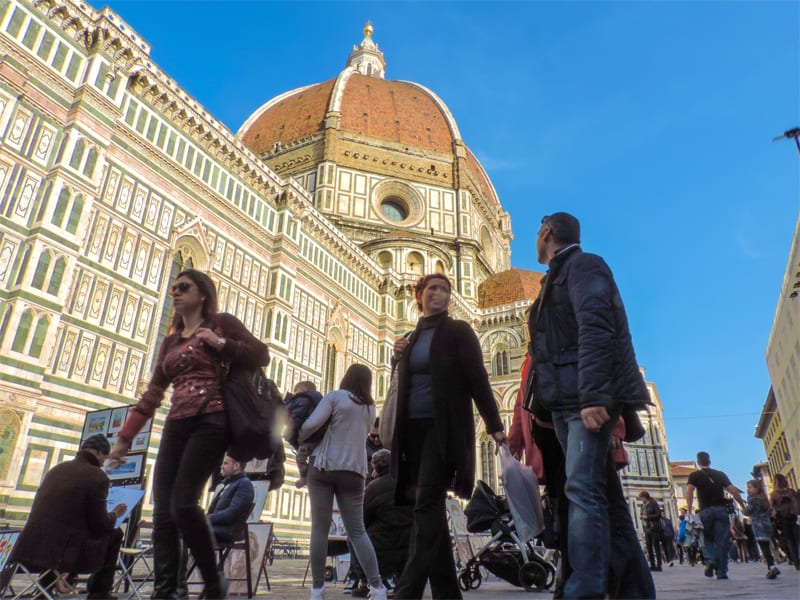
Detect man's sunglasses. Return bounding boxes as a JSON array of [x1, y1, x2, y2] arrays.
[[170, 282, 193, 295]]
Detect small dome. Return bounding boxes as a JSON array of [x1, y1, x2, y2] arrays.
[[478, 268, 545, 309]]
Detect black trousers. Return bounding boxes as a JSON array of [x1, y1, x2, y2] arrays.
[[152, 413, 229, 598], [645, 529, 663, 569], [394, 419, 461, 600]]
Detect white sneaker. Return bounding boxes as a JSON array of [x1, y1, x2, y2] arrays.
[[369, 585, 387, 600], [310, 584, 325, 600]]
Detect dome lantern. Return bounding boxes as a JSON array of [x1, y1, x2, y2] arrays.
[[346, 21, 386, 79]]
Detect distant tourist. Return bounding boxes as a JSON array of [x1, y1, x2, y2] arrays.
[[685, 451, 745, 580], [769, 473, 799, 570], [744, 479, 780, 579]]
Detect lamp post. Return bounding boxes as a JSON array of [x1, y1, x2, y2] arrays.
[[772, 127, 800, 155]]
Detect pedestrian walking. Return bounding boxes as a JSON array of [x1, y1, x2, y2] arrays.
[[685, 451, 746, 581], [299, 364, 388, 600], [744, 479, 780, 579], [110, 269, 269, 599], [387, 273, 506, 599]]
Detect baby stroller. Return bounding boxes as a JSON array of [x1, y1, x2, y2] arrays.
[[458, 480, 558, 592]]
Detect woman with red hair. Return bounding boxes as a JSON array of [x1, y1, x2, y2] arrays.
[[387, 273, 506, 599]]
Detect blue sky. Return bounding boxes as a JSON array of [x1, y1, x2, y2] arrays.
[[103, 0, 799, 486]]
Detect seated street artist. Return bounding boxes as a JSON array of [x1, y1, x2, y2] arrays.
[[7, 434, 127, 599], [207, 454, 255, 544]]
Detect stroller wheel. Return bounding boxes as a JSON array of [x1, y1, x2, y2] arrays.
[[518, 561, 548, 592], [458, 567, 482, 591]]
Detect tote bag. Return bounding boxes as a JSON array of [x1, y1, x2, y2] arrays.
[[499, 444, 544, 543]]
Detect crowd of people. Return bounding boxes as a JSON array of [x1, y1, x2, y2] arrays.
[[4, 215, 800, 600]]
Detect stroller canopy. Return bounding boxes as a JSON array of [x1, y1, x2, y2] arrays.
[[464, 480, 508, 533]]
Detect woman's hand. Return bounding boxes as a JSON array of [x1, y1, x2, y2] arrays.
[[393, 336, 410, 360], [109, 436, 131, 462], [196, 327, 225, 350], [491, 430, 507, 448]]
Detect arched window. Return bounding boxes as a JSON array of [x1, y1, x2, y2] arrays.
[[84, 148, 98, 178], [66, 194, 83, 234], [480, 436, 497, 490], [0, 304, 10, 345], [264, 309, 273, 338], [69, 139, 85, 170], [493, 350, 510, 376], [47, 257, 66, 295], [31, 252, 52, 289], [324, 343, 337, 393], [14, 246, 31, 286], [12, 310, 33, 353], [29, 316, 49, 358], [52, 188, 70, 227], [35, 181, 52, 222]]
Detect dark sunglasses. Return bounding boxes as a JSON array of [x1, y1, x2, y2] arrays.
[[170, 282, 194, 295]]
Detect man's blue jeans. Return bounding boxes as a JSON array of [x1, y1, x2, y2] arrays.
[[699, 505, 731, 577], [553, 410, 654, 599]]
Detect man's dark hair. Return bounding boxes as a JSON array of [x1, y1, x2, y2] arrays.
[[543, 212, 580, 244], [696, 451, 711, 467]]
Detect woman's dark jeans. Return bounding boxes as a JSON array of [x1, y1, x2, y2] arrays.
[[394, 419, 461, 600], [152, 412, 228, 598]]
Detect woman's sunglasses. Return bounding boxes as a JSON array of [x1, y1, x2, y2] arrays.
[[170, 282, 194, 295]]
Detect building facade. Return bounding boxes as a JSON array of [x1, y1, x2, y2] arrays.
[[764, 215, 800, 483], [0, 0, 673, 541], [755, 387, 797, 488]]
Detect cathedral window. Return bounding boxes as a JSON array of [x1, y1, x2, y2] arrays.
[[14, 245, 31, 286], [29, 316, 49, 358], [380, 197, 407, 222], [480, 436, 498, 489], [31, 252, 52, 289], [69, 139, 85, 170], [47, 257, 66, 296], [52, 188, 70, 227], [493, 350, 510, 376], [66, 194, 83, 234], [12, 310, 33, 353]]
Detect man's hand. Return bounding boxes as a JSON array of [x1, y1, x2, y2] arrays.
[[580, 406, 610, 432], [109, 437, 131, 462], [110, 503, 128, 518]]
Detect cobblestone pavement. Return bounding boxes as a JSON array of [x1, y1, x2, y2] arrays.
[[6, 556, 799, 599]]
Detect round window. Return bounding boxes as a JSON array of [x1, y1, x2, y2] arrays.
[[380, 197, 408, 222]]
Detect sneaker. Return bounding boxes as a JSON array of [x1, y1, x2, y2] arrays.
[[369, 585, 388, 600], [771, 566, 781, 577], [704, 563, 715, 578], [766, 569, 777, 580], [343, 580, 356, 594], [310, 585, 326, 600]]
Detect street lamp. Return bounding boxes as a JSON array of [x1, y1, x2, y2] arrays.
[[772, 127, 800, 154]]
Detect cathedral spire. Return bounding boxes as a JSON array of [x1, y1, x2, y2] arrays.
[[346, 21, 386, 79]]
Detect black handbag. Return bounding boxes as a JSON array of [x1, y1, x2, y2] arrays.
[[199, 364, 283, 463]]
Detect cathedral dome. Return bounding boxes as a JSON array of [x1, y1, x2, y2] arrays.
[[240, 74, 458, 156], [236, 22, 513, 290]]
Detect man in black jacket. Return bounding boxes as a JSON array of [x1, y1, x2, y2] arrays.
[[529, 212, 653, 599], [208, 455, 255, 543]]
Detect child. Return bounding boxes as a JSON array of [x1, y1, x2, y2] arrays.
[[283, 381, 324, 488], [745, 479, 780, 579]]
